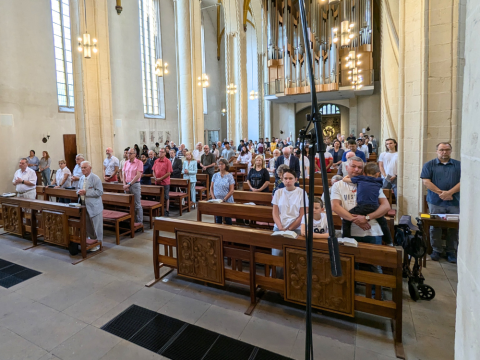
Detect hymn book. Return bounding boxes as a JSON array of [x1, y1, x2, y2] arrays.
[[271, 230, 298, 239]]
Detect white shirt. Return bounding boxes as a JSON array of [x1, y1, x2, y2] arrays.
[[103, 156, 119, 176], [212, 149, 219, 158], [283, 155, 291, 167], [331, 180, 386, 237], [238, 153, 252, 173], [378, 152, 398, 177], [56, 167, 72, 188], [357, 144, 369, 159], [12, 168, 37, 193], [72, 164, 83, 189], [299, 156, 310, 178], [272, 187, 309, 230], [192, 149, 204, 162], [301, 212, 328, 234]]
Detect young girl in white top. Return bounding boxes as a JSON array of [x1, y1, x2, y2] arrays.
[[300, 197, 329, 238]]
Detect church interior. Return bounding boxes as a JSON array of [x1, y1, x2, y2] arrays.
[[0, 0, 477, 359]]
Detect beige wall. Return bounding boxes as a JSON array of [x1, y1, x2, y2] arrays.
[[456, 0, 478, 358], [0, 0, 76, 192]]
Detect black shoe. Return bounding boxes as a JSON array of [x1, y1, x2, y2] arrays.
[[164, 211, 170, 217]]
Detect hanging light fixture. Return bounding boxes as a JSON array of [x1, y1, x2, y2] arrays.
[[155, 59, 168, 77], [78, 0, 97, 59], [249, 90, 258, 100], [197, 74, 209, 87], [227, 83, 237, 95]]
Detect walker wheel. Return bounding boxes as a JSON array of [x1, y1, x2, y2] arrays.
[[68, 242, 79, 256], [418, 284, 435, 301], [408, 280, 420, 301]]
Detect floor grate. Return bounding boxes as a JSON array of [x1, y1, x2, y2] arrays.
[[0, 258, 41, 289], [102, 305, 292, 360]]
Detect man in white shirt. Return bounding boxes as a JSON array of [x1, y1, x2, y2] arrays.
[[71, 154, 85, 189], [12, 158, 37, 199], [378, 138, 398, 199], [192, 142, 204, 165], [331, 156, 390, 244], [356, 138, 369, 160], [103, 147, 119, 182]]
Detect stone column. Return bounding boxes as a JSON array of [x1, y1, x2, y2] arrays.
[[71, 0, 114, 177], [191, 0, 204, 145], [237, 30, 248, 140], [176, 0, 195, 149]]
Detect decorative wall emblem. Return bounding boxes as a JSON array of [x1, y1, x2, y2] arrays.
[[284, 247, 354, 316], [42, 210, 69, 246], [1, 204, 22, 235], [176, 231, 224, 286]]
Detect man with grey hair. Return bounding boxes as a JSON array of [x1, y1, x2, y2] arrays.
[[77, 161, 103, 247], [71, 154, 85, 189], [337, 151, 356, 177], [331, 156, 390, 245], [12, 158, 37, 199], [192, 142, 204, 166], [274, 146, 300, 179], [322, 174, 344, 203], [147, 150, 157, 167], [176, 144, 185, 159], [103, 147, 119, 182]]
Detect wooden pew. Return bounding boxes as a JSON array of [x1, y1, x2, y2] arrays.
[[169, 179, 191, 215], [149, 217, 405, 358], [0, 196, 101, 261], [242, 181, 324, 196], [231, 163, 248, 184], [36, 186, 46, 200], [102, 183, 164, 228], [233, 191, 272, 206], [195, 173, 210, 201], [43, 187, 142, 244]]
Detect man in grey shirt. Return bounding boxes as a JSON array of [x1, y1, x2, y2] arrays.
[[200, 144, 216, 183], [221, 142, 235, 164]]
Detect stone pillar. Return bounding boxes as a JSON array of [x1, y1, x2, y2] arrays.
[[72, 0, 114, 177], [237, 30, 248, 140], [176, 0, 194, 149], [456, 3, 478, 357], [191, 0, 204, 145]]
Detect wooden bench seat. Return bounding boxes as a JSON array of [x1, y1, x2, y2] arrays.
[[149, 217, 405, 359], [169, 179, 191, 215], [195, 173, 210, 201]]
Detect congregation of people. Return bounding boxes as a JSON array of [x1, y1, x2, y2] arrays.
[[13, 131, 460, 263]]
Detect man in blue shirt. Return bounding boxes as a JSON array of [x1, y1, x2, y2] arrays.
[[341, 140, 367, 162], [420, 142, 461, 263]]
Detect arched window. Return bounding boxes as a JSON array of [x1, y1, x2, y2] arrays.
[[319, 104, 340, 115], [139, 0, 165, 117], [50, 0, 74, 110]]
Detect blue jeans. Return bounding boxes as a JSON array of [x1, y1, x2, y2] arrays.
[[428, 203, 459, 254], [215, 216, 232, 225], [382, 178, 397, 199], [41, 168, 51, 186]]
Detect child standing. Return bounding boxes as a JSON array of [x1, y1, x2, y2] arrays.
[[341, 163, 393, 244], [300, 197, 329, 238]]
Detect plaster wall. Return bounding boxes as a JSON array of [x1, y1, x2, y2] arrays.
[[455, 1, 480, 358], [271, 103, 295, 140], [0, 0, 76, 192]]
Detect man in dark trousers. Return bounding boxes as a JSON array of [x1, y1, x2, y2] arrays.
[[274, 147, 301, 179], [169, 149, 183, 179]]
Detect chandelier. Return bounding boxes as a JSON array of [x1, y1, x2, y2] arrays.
[[346, 51, 363, 90], [249, 90, 258, 100], [227, 83, 237, 95], [78, 0, 97, 59], [197, 74, 209, 88], [155, 59, 169, 77]]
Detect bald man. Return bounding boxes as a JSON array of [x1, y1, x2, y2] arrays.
[[274, 146, 301, 179], [77, 161, 104, 246], [103, 147, 119, 182], [337, 151, 356, 177]]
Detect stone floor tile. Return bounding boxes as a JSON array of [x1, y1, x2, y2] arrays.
[[94, 279, 144, 303], [290, 330, 354, 360], [404, 334, 455, 360], [211, 283, 255, 313], [195, 304, 251, 338], [355, 320, 396, 358], [157, 293, 211, 324], [99, 340, 167, 360], [354, 347, 397, 360], [239, 317, 299, 357], [51, 325, 122, 360], [0, 301, 87, 351], [0, 326, 47, 360], [38, 353, 62, 360], [63, 292, 119, 324], [92, 287, 176, 328], [0, 292, 35, 319]]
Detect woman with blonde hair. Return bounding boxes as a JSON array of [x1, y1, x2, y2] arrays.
[[182, 151, 198, 207], [247, 155, 271, 192], [39, 151, 52, 185]]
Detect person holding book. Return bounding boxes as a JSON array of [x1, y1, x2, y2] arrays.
[[210, 159, 235, 225], [340, 162, 393, 244], [300, 197, 328, 238]]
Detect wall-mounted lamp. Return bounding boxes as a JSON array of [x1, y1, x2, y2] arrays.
[[227, 83, 237, 95], [221, 108, 226, 116], [115, 0, 123, 15], [197, 74, 209, 87], [42, 132, 51, 144], [155, 59, 169, 77]]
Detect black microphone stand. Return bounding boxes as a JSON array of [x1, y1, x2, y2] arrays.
[[297, 0, 343, 359]]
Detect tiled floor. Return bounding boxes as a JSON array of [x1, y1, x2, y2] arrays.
[[0, 209, 457, 360]]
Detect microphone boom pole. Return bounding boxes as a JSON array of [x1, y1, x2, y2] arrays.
[[297, 0, 343, 359]]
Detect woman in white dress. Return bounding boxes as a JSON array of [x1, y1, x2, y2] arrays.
[[236, 145, 252, 173]]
